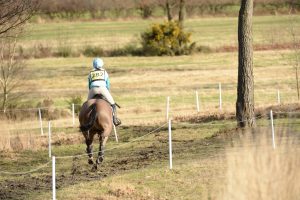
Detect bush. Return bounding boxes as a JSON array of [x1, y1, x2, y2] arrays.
[[36, 98, 70, 120], [141, 21, 195, 56], [83, 45, 105, 57], [109, 43, 142, 57], [66, 96, 82, 114], [56, 46, 73, 57]]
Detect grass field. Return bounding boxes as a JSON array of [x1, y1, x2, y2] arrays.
[[1, 15, 300, 199], [19, 49, 299, 125], [21, 15, 300, 51]]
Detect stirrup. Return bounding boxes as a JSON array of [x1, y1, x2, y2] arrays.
[[113, 117, 121, 126]]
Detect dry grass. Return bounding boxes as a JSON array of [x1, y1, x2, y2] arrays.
[[0, 117, 82, 151], [220, 130, 300, 200]]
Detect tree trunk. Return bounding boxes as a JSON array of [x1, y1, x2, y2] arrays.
[[166, 0, 173, 21], [178, 0, 185, 28], [236, 0, 255, 128]]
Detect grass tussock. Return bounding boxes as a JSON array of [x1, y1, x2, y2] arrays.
[[220, 130, 300, 200]]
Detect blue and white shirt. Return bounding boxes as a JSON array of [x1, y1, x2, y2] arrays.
[[88, 68, 110, 90]]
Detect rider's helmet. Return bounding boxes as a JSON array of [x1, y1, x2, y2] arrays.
[[93, 58, 104, 69]]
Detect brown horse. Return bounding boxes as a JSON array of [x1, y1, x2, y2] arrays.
[[79, 97, 113, 169]]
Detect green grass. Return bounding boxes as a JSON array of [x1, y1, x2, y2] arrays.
[[20, 15, 300, 52]]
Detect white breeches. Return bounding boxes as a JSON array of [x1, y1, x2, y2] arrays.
[[88, 86, 115, 105]]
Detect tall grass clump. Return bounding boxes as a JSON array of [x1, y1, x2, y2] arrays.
[[220, 129, 300, 200], [82, 45, 105, 57]]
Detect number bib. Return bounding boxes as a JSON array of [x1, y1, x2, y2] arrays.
[[90, 69, 105, 82]]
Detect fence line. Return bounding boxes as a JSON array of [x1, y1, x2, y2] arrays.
[[0, 161, 50, 175], [175, 114, 269, 127], [55, 122, 168, 159], [0, 110, 298, 175]]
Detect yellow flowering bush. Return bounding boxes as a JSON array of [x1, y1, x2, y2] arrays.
[[141, 21, 195, 56]]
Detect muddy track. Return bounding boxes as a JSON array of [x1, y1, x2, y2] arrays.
[[0, 125, 226, 200], [0, 145, 169, 199]]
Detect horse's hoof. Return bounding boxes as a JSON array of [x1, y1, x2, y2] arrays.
[[96, 156, 104, 165], [88, 158, 94, 165], [92, 164, 98, 171]]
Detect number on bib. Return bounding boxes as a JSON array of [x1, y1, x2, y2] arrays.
[[90, 70, 105, 81]]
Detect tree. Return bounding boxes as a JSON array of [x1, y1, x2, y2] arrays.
[[165, 0, 174, 21], [0, 36, 25, 112], [0, 0, 38, 37], [0, 0, 36, 111], [284, 14, 300, 100], [236, 0, 255, 128], [178, 0, 186, 28]]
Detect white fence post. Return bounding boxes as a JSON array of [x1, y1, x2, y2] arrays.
[[168, 119, 173, 170], [166, 96, 170, 121], [38, 108, 44, 136], [113, 125, 119, 143], [219, 83, 222, 111], [72, 103, 75, 126], [52, 156, 56, 200], [48, 121, 52, 158], [196, 91, 200, 112], [277, 90, 281, 104], [270, 110, 276, 149]]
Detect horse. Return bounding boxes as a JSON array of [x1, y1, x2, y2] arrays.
[[79, 96, 113, 169]]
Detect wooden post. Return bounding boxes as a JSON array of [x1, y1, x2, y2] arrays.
[[166, 96, 170, 121], [38, 108, 43, 136], [196, 91, 200, 112], [270, 110, 276, 149], [168, 119, 173, 169], [48, 121, 52, 158], [219, 83, 222, 111], [52, 156, 56, 200], [72, 103, 75, 126]]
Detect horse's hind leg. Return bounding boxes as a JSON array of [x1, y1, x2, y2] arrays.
[[84, 131, 94, 165], [96, 135, 108, 165]]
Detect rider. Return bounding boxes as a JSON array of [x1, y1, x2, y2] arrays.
[[87, 57, 121, 126]]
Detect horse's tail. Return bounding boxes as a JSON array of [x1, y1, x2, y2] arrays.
[[80, 104, 97, 132]]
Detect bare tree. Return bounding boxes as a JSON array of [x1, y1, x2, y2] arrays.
[[287, 15, 300, 100], [0, 0, 38, 37], [236, 0, 255, 128], [166, 0, 174, 21], [0, 36, 25, 112], [178, 0, 186, 28]]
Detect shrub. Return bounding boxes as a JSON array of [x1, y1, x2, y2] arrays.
[[66, 96, 82, 114], [83, 45, 105, 57], [141, 21, 195, 56], [109, 43, 142, 57], [56, 45, 72, 57], [34, 44, 53, 58], [36, 98, 70, 120]]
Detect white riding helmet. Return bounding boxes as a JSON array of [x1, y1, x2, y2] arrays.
[[93, 58, 104, 69]]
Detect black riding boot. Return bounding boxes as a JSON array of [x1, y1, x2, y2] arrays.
[[112, 104, 121, 126]]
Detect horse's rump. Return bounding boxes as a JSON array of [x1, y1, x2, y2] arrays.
[[79, 98, 112, 133], [79, 103, 97, 132]]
